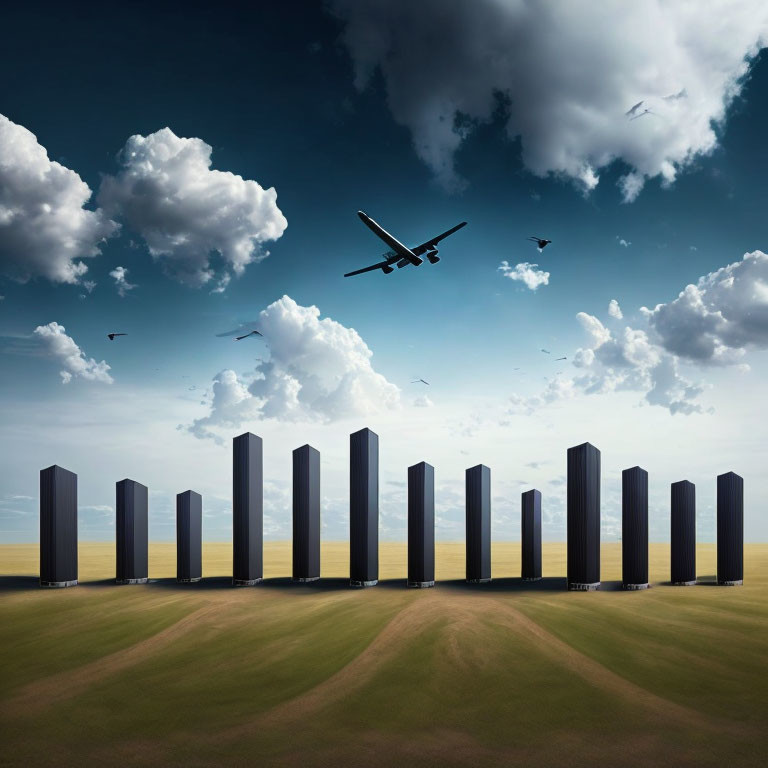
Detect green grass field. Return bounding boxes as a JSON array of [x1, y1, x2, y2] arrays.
[[1, 542, 767, 767]]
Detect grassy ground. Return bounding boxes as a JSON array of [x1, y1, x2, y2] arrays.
[[0, 542, 766, 767]]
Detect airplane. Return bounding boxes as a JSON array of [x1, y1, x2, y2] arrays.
[[107, 333, 127, 341], [344, 211, 467, 277]]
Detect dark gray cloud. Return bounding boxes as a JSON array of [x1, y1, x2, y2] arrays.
[[332, 0, 768, 197], [642, 250, 768, 365]]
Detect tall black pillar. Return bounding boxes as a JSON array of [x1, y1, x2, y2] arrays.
[[233, 432, 263, 586], [717, 472, 744, 586], [567, 442, 601, 590], [671, 480, 696, 585], [39, 465, 78, 588], [116, 479, 148, 584], [293, 444, 321, 582], [408, 461, 435, 588], [177, 490, 202, 583], [622, 466, 649, 590], [350, 428, 378, 587], [466, 464, 491, 583], [521, 489, 542, 581]]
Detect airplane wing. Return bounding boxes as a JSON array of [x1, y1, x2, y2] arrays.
[[344, 259, 393, 278], [344, 249, 399, 278], [411, 221, 467, 255]]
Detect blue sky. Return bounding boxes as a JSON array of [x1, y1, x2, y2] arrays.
[[1, 1, 767, 545]]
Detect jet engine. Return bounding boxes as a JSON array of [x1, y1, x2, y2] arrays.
[[426, 250, 440, 264], [382, 265, 394, 274]]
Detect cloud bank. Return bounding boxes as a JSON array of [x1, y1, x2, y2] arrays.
[[332, 0, 768, 197], [186, 295, 400, 440], [34, 322, 113, 384], [99, 128, 288, 288], [0, 114, 118, 284]]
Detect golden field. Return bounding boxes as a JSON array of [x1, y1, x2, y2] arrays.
[[0, 542, 767, 767]]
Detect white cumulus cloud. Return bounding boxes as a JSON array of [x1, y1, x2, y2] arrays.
[[331, 0, 768, 196], [413, 395, 433, 408], [642, 250, 768, 365], [498, 260, 550, 291], [109, 265, 137, 297], [608, 299, 624, 319], [34, 322, 113, 384], [186, 295, 400, 440], [98, 128, 288, 289], [0, 114, 118, 284]]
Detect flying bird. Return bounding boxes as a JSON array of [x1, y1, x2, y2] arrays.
[[528, 236, 552, 250], [411, 378, 430, 386], [625, 100, 644, 117], [630, 108, 655, 121], [541, 349, 551, 354], [663, 88, 687, 101], [107, 333, 126, 341], [555, 356, 567, 361], [234, 330, 263, 341]]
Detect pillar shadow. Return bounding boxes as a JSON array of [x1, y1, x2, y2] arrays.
[[0, 575, 39, 591], [149, 576, 234, 590], [259, 577, 407, 592], [80, 578, 121, 588], [440, 577, 568, 592]]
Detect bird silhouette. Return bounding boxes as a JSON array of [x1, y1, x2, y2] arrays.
[[541, 349, 551, 354], [555, 356, 567, 361], [528, 236, 552, 250], [234, 330, 263, 341], [411, 378, 430, 385], [630, 108, 654, 121], [625, 100, 644, 117], [107, 333, 126, 341]]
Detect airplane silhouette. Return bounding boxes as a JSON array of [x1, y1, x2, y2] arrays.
[[528, 236, 552, 250], [345, 212, 466, 277], [107, 333, 126, 341]]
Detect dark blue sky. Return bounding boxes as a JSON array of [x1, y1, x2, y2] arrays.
[[1, 1, 767, 542]]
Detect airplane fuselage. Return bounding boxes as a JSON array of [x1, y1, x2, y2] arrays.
[[357, 211, 423, 266]]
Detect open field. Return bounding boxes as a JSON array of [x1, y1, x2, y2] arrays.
[[1, 542, 767, 767]]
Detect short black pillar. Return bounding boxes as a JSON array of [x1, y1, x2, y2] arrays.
[[177, 490, 202, 583], [622, 466, 649, 590], [293, 444, 321, 582], [670, 480, 696, 585], [521, 489, 542, 581], [408, 462, 435, 588]]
